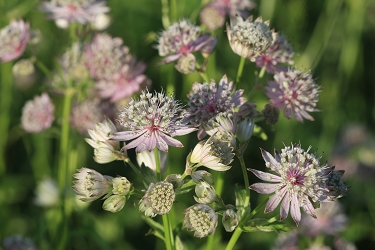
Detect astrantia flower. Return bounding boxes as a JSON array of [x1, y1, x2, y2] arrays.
[[256, 33, 294, 74], [266, 69, 320, 122], [227, 15, 275, 61], [139, 181, 175, 217], [200, 0, 256, 30], [40, 0, 110, 24], [72, 168, 112, 202], [84, 33, 149, 102], [183, 203, 218, 238], [21, 93, 55, 133], [156, 20, 217, 73], [112, 90, 196, 153], [85, 118, 122, 164], [95, 57, 149, 102], [0, 20, 30, 63], [190, 133, 234, 171], [184, 75, 245, 139], [70, 100, 103, 134], [34, 177, 59, 207], [249, 144, 349, 225]]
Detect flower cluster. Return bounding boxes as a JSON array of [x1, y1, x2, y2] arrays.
[[0, 20, 30, 63], [156, 20, 217, 74], [265, 69, 320, 122], [249, 144, 349, 225]]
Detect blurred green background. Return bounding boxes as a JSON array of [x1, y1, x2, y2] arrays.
[[1, 0, 375, 249]]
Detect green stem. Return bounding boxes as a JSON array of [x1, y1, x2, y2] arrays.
[[162, 214, 174, 250], [35, 59, 54, 81], [161, 0, 170, 29], [225, 227, 243, 250], [170, 0, 177, 22], [258, 66, 266, 79], [154, 148, 161, 180], [123, 158, 143, 180], [238, 156, 250, 210], [0, 62, 12, 175], [235, 57, 246, 88]]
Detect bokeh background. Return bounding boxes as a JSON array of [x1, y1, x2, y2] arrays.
[[1, 0, 375, 249]]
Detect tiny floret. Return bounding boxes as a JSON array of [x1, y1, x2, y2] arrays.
[[139, 181, 176, 217], [103, 195, 126, 213], [227, 15, 275, 61], [249, 144, 349, 225], [222, 208, 239, 232], [112, 90, 196, 153], [112, 177, 132, 195], [183, 203, 218, 238]]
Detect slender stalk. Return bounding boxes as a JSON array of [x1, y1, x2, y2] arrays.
[[154, 148, 161, 180], [238, 156, 250, 209], [0, 62, 12, 175], [170, 0, 177, 22], [225, 227, 242, 250], [161, 0, 170, 29], [123, 157, 143, 180], [235, 56, 246, 88]]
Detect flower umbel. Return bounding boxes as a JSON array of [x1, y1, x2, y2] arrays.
[[112, 90, 196, 153], [249, 144, 348, 225], [72, 168, 112, 202], [266, 69, 320, 122], [184, 75, 245, 139], [139, 181, 175, 217], [21, 93, 55, 133], [226, 15, 275, 61], [0, 20, 30, 63], [183, 203, 218, 238]]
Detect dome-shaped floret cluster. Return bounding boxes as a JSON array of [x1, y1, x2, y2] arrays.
[[227, 15, 275, 61], [139, 181, 175, 217], [183, 204, 218, 238], [249, 144, 349, 225]]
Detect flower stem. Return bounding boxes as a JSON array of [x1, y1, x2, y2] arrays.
[[238, 156, 250, 209], [170, 0, 177, 22], [225, 227, 243, 250], [154, 148, 161, 181], [161, 0, 170, 29], [123, 158, 143, 180], [235, 56, 246, 88], [162, 214, 174, 250], [0, 62, 12, 175]]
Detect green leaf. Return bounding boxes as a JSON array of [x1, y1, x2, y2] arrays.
[[235, 185, 249, 219], [242, 218, 291, 233], [142, 216, 164, 240], [140, 163, 157, 187], [176, 179, 195, 195]]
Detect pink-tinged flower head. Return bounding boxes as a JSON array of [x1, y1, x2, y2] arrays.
[[111, 90, 197, 153], [200, 0, 256, 30], [96, 57, 149, 103], [0, 20, 30, 63], [21, 93, 55, 133], [300, 202, 347, 237], [256, 33, 294, 74], [266, 69, 320, 122], [249, 144, 349, 225], [40, 0, 110, 24], [84, 33, 129, 80], [84, 33, 149, 102], [184, 75, 245, 139], [70, 100, 103, 134], [156, 20, 217, 73], [227, 15, 275, 61]]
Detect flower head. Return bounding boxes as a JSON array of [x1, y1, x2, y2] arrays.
[[40, 0, 110, 24], [227, 15, 275, 61], [184, 75, 245, 139], [21, 93, 55, 133], [103, 195, 127, 213], [139, 181, 175, 217], [249, 144, 349, 225], [194, 182, 218, 204], [255, 33, 294, 74], [222, 208, 239, 232], [183, 203, 218, 238], [70, 100, 103, 134], [0, 20, 30, 63], [266, 69, 320, 122], [34, 177, 59, 207], [85, 118, 122, 164], [72, 168, 112, 202], [190, 133, 234, 171], [200, 0, 256, 30], [111, 90, 196, 153], [156, 20, 216, 73]]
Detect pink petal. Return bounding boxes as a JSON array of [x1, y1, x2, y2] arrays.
[[124, 136, 147, 151], [260, 148, 279, 168], [280, 192, 291, 221], [250, 183, 279, 194], [248, 169, 282, 182], [302, 198, 316, 218], [159, 132, 183, 148], [265, 186, 287, 213], [146, 132, 158, 152], [290, 193, 301, 226], [112, 130, 145, 141], [155, 132, 169, 152]]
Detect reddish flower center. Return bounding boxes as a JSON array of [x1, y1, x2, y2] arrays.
[[147, 124, 161, 132], [286, 168, 305, 186], [180, 45, 190, 54], [67, 4, 78, 12]]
